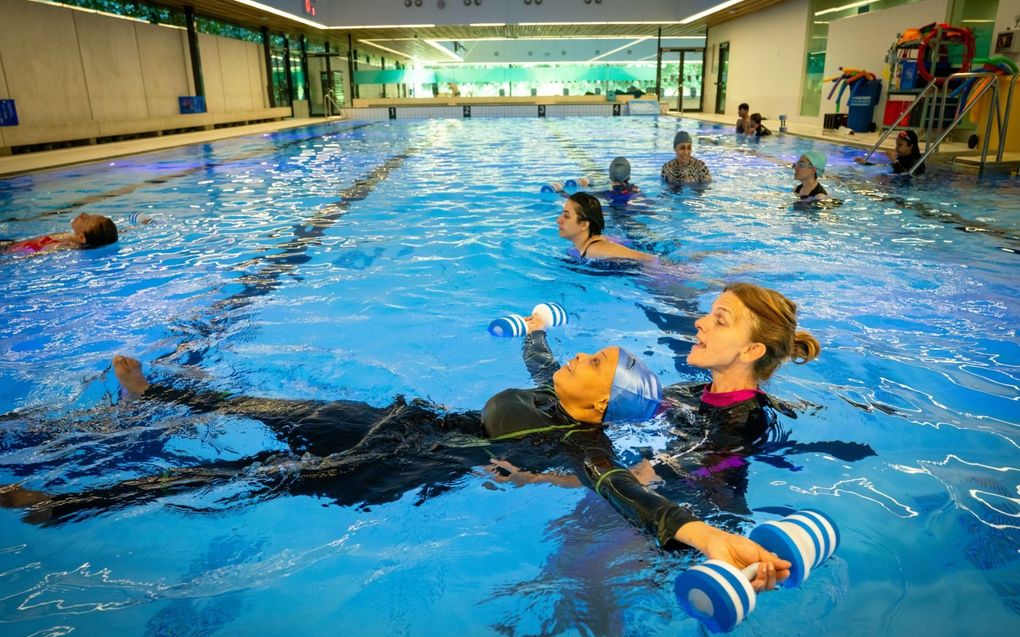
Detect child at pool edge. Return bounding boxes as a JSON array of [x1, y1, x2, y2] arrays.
[[2, 213, 118, 254], [854, 130, 926, 175], [736, 103, 751, 134], [793, 151, 830, 201]]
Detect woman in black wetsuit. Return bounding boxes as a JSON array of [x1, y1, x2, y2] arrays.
[[1, 283, 823, 590]]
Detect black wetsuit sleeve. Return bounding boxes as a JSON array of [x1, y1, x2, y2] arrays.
[[569, 431, 699, 549], [523, 330, 558, 387]]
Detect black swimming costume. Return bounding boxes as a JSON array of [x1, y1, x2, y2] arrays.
[[892, 155, 926, 175], [794, 182, 828, 199]]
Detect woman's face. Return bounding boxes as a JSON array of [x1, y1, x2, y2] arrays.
[[895, 136, 913, 157], [553, 346, 619, 423], [793, 155, 815, 181], [674, 143, 693, 163], [687, 292, 762, 373], [557, 200, 590, 240]]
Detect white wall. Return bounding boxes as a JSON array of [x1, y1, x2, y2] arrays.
[[822, 0, 948, 127], [704, 0, 810, 121], [993, 0, 1020, 63]]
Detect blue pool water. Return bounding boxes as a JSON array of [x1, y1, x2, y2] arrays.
[[0, 117, 1017, 636]]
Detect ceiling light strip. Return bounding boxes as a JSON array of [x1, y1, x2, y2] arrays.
[[679, 0, 748, 25], [588, 37, 651, 62], [227, 0, 327, 28], [424, 39, 464, 62], [813, 1, 874, 17]]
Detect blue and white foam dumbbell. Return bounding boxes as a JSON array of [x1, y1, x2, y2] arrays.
[[674, 509, 839, 633], [488, 302, 568, 337]]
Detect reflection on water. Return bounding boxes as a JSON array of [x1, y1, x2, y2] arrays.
[[0, 118, 1018, 634]]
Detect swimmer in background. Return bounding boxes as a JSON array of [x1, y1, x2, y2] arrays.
[[661, 131, 712, 186], [0, 287, 828, 591], [746, 113, 772, 137], [854, 130, 926, 175], [607, 156, 640, 200], [735, 103, 751, 134], [793, 151, 830, 202], [1, 213, 118, 255], [558, 192, 655, 261]]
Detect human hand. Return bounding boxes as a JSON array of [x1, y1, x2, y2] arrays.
[[674, 522, 791, 592], [854, 156, 866, 164], [885, 150, 898, 161], [524, 312, 547, 333]]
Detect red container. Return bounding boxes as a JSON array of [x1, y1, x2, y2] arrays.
[[883, 100, 914, 127]]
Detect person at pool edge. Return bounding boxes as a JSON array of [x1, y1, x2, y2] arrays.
[[793, 151, 830, 202], [2, 213, 118, 254], [735, 103, 751, 134], [0, 283, 824, 591], [661, 131, 711, 186], [853, 130, 926, 175], [558, 192, 654, 261]]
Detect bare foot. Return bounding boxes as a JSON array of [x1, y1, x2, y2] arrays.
[[113, 355, 150, 395]]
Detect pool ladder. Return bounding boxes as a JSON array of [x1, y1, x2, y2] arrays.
[[324, 90, 346, 119], [863, 71, 1020, 177]]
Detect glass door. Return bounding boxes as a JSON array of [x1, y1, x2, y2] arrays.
[[715, 41, 729, 114], [659, 48, 705, 113]]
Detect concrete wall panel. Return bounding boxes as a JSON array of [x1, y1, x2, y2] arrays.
[[136, 22, 192, 117], [74, 10, 149, 122], [198, 33, 226, 113], [0, 0, 93, 127]]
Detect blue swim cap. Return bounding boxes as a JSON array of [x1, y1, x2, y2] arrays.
[[604, 348, 662, 423]]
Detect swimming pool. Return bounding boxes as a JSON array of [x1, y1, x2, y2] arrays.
[[0, 117, 1017, 636]]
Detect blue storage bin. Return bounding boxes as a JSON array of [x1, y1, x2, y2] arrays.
[[847, 79, 882, 132], [899, 60, 918, 89]]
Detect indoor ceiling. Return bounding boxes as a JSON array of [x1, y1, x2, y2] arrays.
[[152, 0, 791, 62]]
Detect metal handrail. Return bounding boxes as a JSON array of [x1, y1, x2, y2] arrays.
[[910, 71, 1000, 176], [863, 80, 939, 163], [996, 73, 1020, 163], [323, 89, 345, 118]]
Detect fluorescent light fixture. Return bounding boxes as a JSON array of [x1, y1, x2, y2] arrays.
[[680, 0, 747, 24], [961, 19, 996, 23], [358, 40, 415, 60], [588, 37, 651, 62], [329, 24, 437, 29], [227, 0, 327, 28], [814, 1, 873, 17], [27, 0, 151, 24], [519, 21, 683, 26], [370, 36, 705, 43], [424, 39, 463, 62], [470, 23, 507, 27], [813, 21, 830, 24]]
